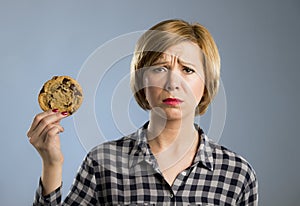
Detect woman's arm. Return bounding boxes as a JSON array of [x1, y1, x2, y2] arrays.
[[27, 109, 67, 195]]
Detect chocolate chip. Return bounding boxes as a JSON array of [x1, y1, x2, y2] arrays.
[[40, 86, 45, 93], [70, 84, 75, 91], [75, 90, 82, 96], [62, 78, 70, 85]]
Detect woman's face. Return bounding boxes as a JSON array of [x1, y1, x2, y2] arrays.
[[143, 41, 205, 120]]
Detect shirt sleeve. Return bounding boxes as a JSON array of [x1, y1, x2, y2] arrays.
[[64, 154, 98, 205], [33, 154, 99, 205], [33, 178, 62, 206], [236, 168, 259, 206]]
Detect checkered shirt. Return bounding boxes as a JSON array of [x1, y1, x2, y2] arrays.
[[33, 122, 258, 205]]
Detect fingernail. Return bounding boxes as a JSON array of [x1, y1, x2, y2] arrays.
[[61, 111, 68, 116], [52, 109, 59, 113]]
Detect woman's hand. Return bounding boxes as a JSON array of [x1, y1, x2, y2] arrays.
[[27, 109, 68, 195], [27, 109, 67, 165]]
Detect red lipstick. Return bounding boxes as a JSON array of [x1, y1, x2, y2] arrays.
[[162, 98, 183, 106]]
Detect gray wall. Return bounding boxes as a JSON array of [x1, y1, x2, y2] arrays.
[[0, 1, 299, 205]]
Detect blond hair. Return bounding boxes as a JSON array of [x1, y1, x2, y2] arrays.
[[130, 19, 220, 115]]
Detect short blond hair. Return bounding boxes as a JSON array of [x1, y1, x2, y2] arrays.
[[130, 19, 220, 115]]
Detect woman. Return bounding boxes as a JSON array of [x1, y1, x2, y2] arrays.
[[28, 19, 258, 205]]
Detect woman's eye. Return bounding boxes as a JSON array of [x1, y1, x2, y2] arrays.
[[183, 67, 195, 74], [152, 67, 167, 73]]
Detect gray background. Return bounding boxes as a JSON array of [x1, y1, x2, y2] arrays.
[[0, 1, 299, 205]]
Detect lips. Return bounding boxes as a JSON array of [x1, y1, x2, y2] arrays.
[[162, 98, 183, 106]]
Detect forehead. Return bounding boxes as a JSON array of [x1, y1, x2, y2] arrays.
[[156, 41, 204, 66]]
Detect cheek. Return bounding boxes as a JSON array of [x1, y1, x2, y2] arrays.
[[143, 75, 166, 102], [143, 73, 162, 105], [143, 74, 166, 88], [144, 87, 162, 107], [185, 79, 205, 103]]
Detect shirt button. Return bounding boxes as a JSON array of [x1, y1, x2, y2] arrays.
[[170, 193, 174, 199], [182, 171, 187, 176]]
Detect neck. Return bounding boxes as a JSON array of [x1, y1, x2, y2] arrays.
[[146, 111, 199, 172], [147, 111, 197, 154]]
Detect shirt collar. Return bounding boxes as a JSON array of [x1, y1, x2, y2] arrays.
[[128, 122, 157, 172], [128, 122, 214, 172], [193, 124, 214, 171]]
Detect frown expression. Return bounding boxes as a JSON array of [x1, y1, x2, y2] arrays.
[[143, 41, 205, 120]]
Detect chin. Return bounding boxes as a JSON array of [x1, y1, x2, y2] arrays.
[[162, 108, 185, 121], [151, 106, 182, 120]]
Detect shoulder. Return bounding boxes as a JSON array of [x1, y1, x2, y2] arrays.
[[207, 137, 257, 187], [207, 138, 258, 203], [85, 131, 138, 164]]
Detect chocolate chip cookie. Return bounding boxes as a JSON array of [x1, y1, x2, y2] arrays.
[[38, 76, 83, 115]]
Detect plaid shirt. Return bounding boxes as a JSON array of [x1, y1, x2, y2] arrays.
[[34, 122, 258, 205]]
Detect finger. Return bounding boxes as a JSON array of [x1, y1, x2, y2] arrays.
[[43, 126, 63, 154], [27, 109, 58, 138], [29, 111, 67, 139], [30, 124, 64, 146], [45, 126, 63, 145], [43, 124, 64, 141]]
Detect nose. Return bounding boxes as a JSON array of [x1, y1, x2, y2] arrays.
[[164, 70, 180, 91]]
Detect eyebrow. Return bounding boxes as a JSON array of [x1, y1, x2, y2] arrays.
[[178, 59, 197, 68], [152, 59, 197, 68]]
